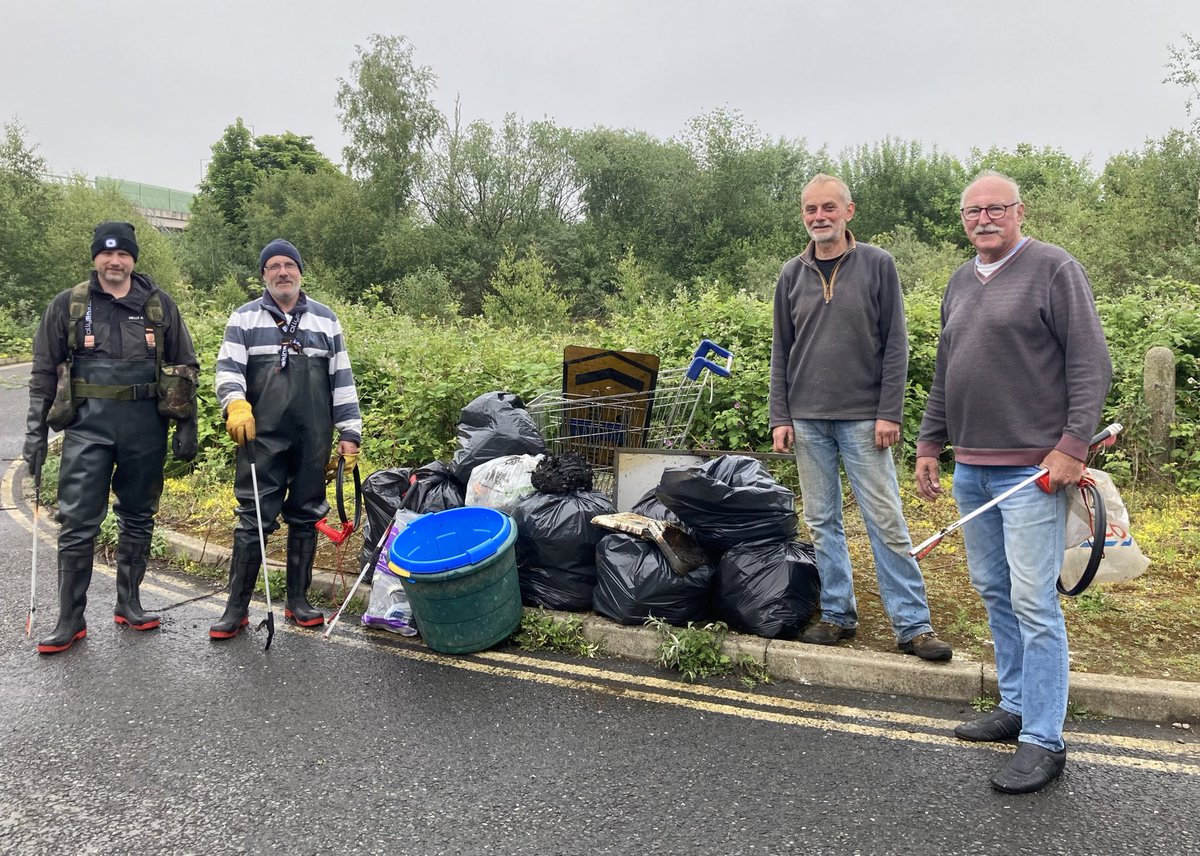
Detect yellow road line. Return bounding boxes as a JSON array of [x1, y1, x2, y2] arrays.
[[324, 633, 1200, 776], [474, 650, 1200, 758]]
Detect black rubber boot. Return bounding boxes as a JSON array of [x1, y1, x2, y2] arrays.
[[37, 552, 93, 655], [209, 541, 261, 640], [114, 538, 160, 631], [284, 526, 324, 628]]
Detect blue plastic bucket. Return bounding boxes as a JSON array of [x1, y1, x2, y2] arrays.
[[388, 506, 513, 575], [387, 507, 521, 654]]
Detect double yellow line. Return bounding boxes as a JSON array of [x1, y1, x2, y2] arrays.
[[330, 633, 1200, 777]]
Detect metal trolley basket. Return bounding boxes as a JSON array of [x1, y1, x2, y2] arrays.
[[526, 340, 733, 492]]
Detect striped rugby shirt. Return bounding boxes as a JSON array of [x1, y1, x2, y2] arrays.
[[215, 291, 362, 444]]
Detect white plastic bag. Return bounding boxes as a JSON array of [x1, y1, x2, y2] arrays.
[[1061, 468, 1150, 590], [465, 453, 543, 515], [362, 510, 421, 635]]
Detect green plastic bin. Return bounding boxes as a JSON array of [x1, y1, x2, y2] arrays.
[[388, 509, 522, 654]]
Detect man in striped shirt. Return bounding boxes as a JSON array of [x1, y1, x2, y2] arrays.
[[210, 238, 362, 638]]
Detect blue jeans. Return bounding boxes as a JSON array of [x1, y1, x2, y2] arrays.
[[792, 419, 934, 643], [952, 463, 1069, 752]]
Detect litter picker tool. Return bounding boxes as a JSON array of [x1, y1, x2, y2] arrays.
[[910, 423, 1122, 561], [26, 459, 42, 637], [245, 442, 276, 650], [324, 511, 395, 640]]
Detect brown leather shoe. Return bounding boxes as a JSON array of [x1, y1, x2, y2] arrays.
[[898, 632, 953, 662], [801, 622, 856, 645]]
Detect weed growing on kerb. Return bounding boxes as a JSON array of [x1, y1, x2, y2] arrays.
[[647, 616, 733, 682], [514, 609, 601, 658]]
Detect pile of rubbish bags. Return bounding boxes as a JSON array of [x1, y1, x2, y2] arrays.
[[358, 390, 820, 640]]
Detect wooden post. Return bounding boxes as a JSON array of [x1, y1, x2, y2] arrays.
[[1143, 346, 1176, 467]]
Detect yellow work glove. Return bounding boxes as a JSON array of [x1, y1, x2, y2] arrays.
[[324, 452, 359, 483], [225, 399, 256, 446]]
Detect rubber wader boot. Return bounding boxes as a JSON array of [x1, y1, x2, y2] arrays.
[[37, 552, 93, 654], [285, 527, 324, 628], [114, 538, 160, 630], [209, 542, 261, 640]]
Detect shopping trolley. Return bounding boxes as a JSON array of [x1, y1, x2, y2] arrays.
[[526, 340, 733, 491]]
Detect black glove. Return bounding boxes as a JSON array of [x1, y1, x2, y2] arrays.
[[23, 396, 50, 478], [172, 417, 198, 462]]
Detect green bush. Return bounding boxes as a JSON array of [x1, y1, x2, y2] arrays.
[[482, 245, 570, 330]]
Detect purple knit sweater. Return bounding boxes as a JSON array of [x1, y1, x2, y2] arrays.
[[769, 234, 909, 426], [917, 239, 1112, 465]]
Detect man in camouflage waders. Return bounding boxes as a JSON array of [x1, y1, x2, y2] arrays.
[[24, 221, 200, 654]]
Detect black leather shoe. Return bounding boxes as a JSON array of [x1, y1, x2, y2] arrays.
[[898, 632, 953, 661], [801, 622, 856, 645], [991, 742, 1066, 794], [954, 708, 1023, 742]]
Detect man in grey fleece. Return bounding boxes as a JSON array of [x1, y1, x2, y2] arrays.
[[770, 173, 951, 662], [916, 171, 1111, 794]]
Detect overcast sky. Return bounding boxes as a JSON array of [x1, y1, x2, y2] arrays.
[[4, 0, 1196, 192]]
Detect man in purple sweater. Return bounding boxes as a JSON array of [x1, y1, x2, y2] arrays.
[[770, 173, 951, 662], [916, 171, 1112, 794]]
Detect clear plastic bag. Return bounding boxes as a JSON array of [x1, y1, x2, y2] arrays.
[[465, 453, 543, 515], [1061, 468, 1150, 590], [362, 511, 421, 635]]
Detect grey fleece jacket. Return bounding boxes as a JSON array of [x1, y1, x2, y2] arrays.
[[917, 239, 1112, 465], [769, 232, 909, 426]]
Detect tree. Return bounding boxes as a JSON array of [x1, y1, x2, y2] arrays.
[[197, 119, 338, 232], [184, 120, 342, 287], [415, 109, 588, 308], [1165, 33, 1200, 136], [679, 110, 821, 281], [482, 244, 569, 328], [0, 123, 179, 317], [0, 121, 60, 314], [1097, 131, 1200, 289], [838, 138, 966, 246], [422, 111, 582, 241], [336, 34, 443, 213], [573, 127, 700, 279], [197, 119, 258, 230], [240, 168, 382, 300]]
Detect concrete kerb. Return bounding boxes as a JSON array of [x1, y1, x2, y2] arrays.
[[157, 526, 1200, 724]]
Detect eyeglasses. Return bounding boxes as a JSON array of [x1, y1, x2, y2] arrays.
[[265, 261, 299, 274], [961, 202, 1020, 221]]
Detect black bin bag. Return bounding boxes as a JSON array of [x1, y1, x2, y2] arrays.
[[449, 391, 547, 485], [715, 539, 820, 639], [655, 455, 797, 549], [513, 490, 616, 611], [359, 467, 413, 573], [592, 533, 715, 626], [400, 461, 465, 514], [632, 487, 687, 528]]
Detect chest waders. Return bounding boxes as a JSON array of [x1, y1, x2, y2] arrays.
[[39, 285, 169, 654], [210, 350, 334, 640]]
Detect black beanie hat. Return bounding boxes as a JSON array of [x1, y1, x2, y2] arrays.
[[91, 221, 139, 261], [258, 238, 304, 274]]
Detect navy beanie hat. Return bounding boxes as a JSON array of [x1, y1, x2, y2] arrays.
[[91, 221, 139, 261], [258, 239, 304, 274]]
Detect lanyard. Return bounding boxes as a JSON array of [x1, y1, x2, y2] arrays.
[[83, 299, 95, 349], [275, 309, 303, 371], [81, 295, 156, 354]]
